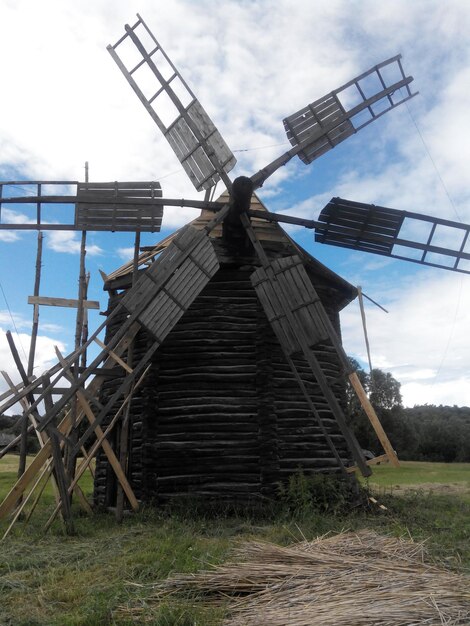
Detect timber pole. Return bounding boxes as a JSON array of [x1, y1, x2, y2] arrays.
[[116, 230, 140, 523]]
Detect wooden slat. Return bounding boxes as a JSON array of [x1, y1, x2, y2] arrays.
[[77, 181, 162, 191], [93, 338, 133, 373], [27, 296, 100, 310], [251, 256, 330, 355], [121, 226, 219, 338], [137, 232, 219, 339], [76, 181, 163, 231]]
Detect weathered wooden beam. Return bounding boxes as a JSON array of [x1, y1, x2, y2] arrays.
[[27, 296, 100, 309], [348, 372, 400, 467]]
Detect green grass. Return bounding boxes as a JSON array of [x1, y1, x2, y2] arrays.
[[365, 460, 470, 488], [1, 456, 470, 625]]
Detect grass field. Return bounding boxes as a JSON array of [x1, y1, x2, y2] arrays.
[[363, 460, 470, 498], [1, 456, 470, 625]]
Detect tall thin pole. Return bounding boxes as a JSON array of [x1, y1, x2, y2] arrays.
[[116, 230, 140, 523], [27, 232, 44, 378], [18, 231, 44, 489], [67, 164, 89, 481], [357, 285, 374, 377]]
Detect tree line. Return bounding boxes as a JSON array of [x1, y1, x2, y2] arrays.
[[346, 359, 470, 462]]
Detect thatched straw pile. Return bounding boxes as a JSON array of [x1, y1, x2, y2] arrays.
[[152, 530, 470, 625]]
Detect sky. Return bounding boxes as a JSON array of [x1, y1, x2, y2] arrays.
[[0, 0, 470, 409]]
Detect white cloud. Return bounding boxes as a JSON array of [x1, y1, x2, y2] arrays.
[[45, 231, 103, 255], [1, 0, 470, 409], [0, 231, 20, 243], [0, 326, 66, 414], [0, 310, 31, 331], [341, 271, 470, 407], [116, 247, 135, 261]]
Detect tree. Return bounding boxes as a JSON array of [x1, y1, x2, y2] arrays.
[[369, 368, 402, 410]]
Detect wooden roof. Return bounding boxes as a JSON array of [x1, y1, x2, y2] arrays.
[[105, 192, 357, 310]]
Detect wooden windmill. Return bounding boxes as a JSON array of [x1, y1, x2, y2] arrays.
[[2, 14, 470, 530]]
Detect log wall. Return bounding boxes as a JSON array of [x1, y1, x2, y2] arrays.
[[94, 259, 353, 507]]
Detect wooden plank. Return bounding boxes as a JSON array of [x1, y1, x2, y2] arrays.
[[45, 426, 74, 534], [77, 181, 162, 193], [346, 453, 390, 473], [54, 349, 140, 512], [348, 371, 400, 467], [0, 323, 142, 519], [28, 296, 100, 309], [2, 461, 53, 540], [251, 257, 330, 353], [123, 226, 219, 340], [93, 338, 133, 373], [45, 364, 152, 529], [285, 96, 343, 139]]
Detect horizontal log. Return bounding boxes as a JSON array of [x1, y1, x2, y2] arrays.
[[28, 295, 100, 309]]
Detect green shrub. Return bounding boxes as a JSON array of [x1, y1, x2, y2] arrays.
[[277, 471, 364, 517]]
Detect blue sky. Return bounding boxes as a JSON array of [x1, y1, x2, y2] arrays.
[[1, 0, 470, 408]]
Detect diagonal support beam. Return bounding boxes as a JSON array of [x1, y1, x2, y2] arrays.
[[241, 214, 371, 476]]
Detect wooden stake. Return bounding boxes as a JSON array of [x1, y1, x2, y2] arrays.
[[0, 323, 142, 519], [5, 331, 40, 505], [2, 461, 52, 541], [46, 427, 74, 535], [44, 363, 151, 531], [55, 347, 140, 512]]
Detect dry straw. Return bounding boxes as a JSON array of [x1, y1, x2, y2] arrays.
[[122, 530, 470, 625]]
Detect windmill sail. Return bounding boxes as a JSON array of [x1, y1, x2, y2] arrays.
[[283, 55, 417, 165], [108, 14, 236, 192], [316, 197, 470, 274]]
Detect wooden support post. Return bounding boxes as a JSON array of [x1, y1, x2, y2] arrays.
[[80, 273, 91, 369], [46, 427, 74, 535], [14, 231, 45, 494], [5, 331, 41, 504], [357, 286, 374, 379], [55, 348, 140, 512], [115, 231, 140, 522], [27, 232, 44, 378], [66, 229, 88, 484], [42, 376, 73, 526], [2, 461, 53, 541], [1, 371, 47, 446], [348, 372, 400, 467], [44, 363, 151, 531]]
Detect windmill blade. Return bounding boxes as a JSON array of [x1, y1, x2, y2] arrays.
[[120, 224, 220, 342], [0, 180, 226, 232], [251, 55, 417, 188], [107, 14, 236, 192], [316, 197, 470, 274], [76, 181, 163, 231]]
